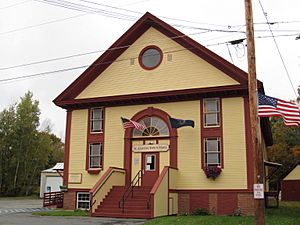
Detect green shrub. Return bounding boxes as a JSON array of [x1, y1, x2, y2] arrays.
[[193, 208, 210, 216]]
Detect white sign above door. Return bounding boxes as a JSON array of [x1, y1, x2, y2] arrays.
[[132, 144, 169, 152]]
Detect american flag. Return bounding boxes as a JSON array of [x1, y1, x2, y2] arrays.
[[258, 93, 300, 126], [121, 117, 146, 130]]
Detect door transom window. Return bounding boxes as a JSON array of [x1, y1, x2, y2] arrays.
[[133, 116, 169, 137]]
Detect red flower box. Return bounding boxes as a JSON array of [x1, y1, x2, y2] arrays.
[[204, 166, 222, 179]]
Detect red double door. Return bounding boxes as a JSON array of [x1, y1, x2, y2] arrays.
[[141, 152, 159, 187]]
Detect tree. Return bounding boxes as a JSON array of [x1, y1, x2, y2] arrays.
[[0, 91, 64, 196], [267, 104, 300, 189], [0, 105, 16, 193]]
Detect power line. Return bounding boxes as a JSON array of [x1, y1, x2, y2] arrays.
[[0, 47, 196, 84], [258, 0, 298, 98], [0, 30, 210, 71], [0, 0, 31, 10], [2, 30, 299, 85], [0, 65, 88, 83], [226, 44, 234, 64], [0, 0, 297, 37], [1, 31, 298, 71], [0, 13, 86, 36], [34, 0, 300, 34]]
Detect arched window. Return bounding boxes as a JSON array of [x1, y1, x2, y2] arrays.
[[133, 116, 169, 137]]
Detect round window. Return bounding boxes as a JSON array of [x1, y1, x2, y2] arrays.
[[139, 46, 163, 70]]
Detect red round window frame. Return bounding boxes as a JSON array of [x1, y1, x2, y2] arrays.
[[138, 45, 163, 70]]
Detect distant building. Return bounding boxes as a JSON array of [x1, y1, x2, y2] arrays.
[[40, 163, 64, 198], [281, 164, 300, 201], [54, 12, 273, 218]]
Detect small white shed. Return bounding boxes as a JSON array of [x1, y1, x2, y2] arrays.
[[40, 163, 64, 198]]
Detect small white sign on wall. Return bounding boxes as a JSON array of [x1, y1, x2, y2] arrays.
[[134, 158, 139, 165], [253, 183, 264, 199]]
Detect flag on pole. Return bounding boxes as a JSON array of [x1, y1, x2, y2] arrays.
[[258, 93, 300, 126], [169, 117, 195, 129], [121, 117, 146, 130]]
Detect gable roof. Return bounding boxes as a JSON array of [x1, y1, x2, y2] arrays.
[[53, 12, 262, 109]]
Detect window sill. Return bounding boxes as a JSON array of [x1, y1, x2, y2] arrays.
[[90, 131, 103, 134], [87, 169, 101, 174], [203, 125, 220, 128]]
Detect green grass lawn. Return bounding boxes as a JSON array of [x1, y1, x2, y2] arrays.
[[144, 201, 300, 225], [32, 210, 89, 217]]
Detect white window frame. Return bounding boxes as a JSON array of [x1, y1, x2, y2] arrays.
[[204, 137, 221, 166], [89, 143, 103, 169], [90, 108, 103, 133], [76, 192, 90, 210], [145, 154, 156, 171], [203, 98, 220, 127]]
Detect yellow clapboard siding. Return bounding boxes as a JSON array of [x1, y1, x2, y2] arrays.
[[175, 98, 247, 189], [68, 99, 247, 189], [132, 151, 142, 184], [153, 170, 169, 217], [284, 165, 300, 180], [76, 27, 238, 99], [159, 151, 170, 173], [69, 109, 103, 188]]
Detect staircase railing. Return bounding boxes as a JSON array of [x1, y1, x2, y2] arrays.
[[89, 167, 125, 214], [147, 166, 178, 217], [119, 170, 143, 213]]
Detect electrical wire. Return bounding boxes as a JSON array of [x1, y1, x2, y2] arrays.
[[0, 0, 297, 38], [1, 31, 298, 71], [0, 0, 31, 10], [258, 0, 298, 98], [0, 13, 86, 36], [226, 44, 234, 64], [0, 30, 209, 71], [0, 47, 197, 85], [2, 29, 299, 85], [34, 0, 300, 34]]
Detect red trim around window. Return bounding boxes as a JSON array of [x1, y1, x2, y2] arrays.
[[138, 45, 163, 70], [86, 108, 105, 174], [200, 98, 224, 169], [63, 110, 72, 186]]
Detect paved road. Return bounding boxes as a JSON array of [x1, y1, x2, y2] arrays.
[[0, 199, 43, 209], [0, 213, 146, 225], [0, 199, 146, 225], [0, 199, 50, 215]]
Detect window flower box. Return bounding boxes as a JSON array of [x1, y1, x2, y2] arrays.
[[204, 166, 222, 179]]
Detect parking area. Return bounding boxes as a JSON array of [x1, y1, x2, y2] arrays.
[[0, 199, 146, 225], [0, 198, 43, 209]]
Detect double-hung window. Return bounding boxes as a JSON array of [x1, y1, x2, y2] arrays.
[[90, 108, 103, 132], [204, 137, 221, 166], [89, 143, 102, 169], [77, 192, 90, 210], [203, 98, 220, 127]]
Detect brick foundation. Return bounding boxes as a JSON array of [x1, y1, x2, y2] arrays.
[[209, 193, 217, 214], [178, 193, 190, 214], [63, 191, 76, 210], [238, 193, 254, 215], [177, 191, 254, 216]]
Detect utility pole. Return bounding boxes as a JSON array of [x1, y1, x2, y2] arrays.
[[244, 0, 265, 225]]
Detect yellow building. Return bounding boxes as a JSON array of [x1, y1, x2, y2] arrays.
[[54, 12, 272, 218]]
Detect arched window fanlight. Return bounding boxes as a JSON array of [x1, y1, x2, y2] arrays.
[[133, 116, 169, 137]]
